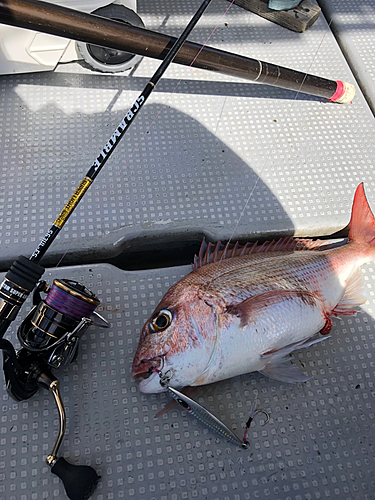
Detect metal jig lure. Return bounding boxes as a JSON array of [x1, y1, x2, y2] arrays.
[[155, 368, 270, 447]]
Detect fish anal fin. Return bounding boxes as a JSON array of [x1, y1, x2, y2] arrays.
[[259, 335, 328, 383], [227, 289, 318, 328], [259, 363, 310, 383], [331, 268, 367, 317], [261, 334, 327, 361]]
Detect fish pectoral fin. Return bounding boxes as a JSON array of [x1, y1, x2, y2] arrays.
[[332, 269, 367, 317], [227, 289, 318, 328], [259, 363, 310, 383]]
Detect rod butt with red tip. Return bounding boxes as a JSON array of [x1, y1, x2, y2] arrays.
[[329, 81, 355, 103]]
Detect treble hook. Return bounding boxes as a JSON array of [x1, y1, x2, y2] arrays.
[[242, 402, 270, 448]]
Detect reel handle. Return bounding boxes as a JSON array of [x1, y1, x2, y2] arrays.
[[38, 372, 100, 500], [51, 458, 100, 500]]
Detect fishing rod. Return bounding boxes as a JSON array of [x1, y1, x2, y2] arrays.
[[0, 1, 213, 498], [0, 0, 354, 102]]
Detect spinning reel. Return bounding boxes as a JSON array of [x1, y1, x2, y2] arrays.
[[1, 259, 109, 500]]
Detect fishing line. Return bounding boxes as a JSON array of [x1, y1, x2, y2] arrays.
[[53, 240, 76, 271], [200, 2, 346, 427], [200, 3, 350, 436], [242, 401, 270, 446], [53, 0, 341, 274], [228, 16, 341, 240], [52, 0, 236, 270], [205, 0, 346, 290], [148, 2, 347, 452], [123, 0, 236, 162]]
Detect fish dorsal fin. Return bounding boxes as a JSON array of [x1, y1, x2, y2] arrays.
[[192, 237, 330, 270]]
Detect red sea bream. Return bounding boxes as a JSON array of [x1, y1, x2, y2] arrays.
[[132, 184, 374, 393]]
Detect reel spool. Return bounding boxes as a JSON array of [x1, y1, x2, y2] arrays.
[[18, 278, 107, 368], [3, 277, 109, 500]]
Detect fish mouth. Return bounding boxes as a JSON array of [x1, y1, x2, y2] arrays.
[[131, 355, 164, 381]]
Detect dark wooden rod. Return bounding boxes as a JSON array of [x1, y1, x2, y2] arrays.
[[0, 0, 353, 102]]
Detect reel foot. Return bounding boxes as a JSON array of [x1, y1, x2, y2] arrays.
[[51, 458, 100, 500]]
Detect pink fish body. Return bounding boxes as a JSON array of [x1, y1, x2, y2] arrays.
[[132, 184, 375, 393]]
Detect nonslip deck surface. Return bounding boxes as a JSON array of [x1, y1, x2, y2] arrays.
[[1, 1, 375, 499], [0, 262, 374, 500], [0, 0, 374, 268]]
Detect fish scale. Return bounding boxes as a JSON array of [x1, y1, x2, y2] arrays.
[[188, 250, 346, 309], [132, 184, 375, 393]]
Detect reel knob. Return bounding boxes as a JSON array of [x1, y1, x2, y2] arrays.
[[38, 376, 101, 500], [51, 457, 100, 500]]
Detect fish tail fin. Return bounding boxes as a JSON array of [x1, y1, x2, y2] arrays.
[[348, 183, 375, 249]]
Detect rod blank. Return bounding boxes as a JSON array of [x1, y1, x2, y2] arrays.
[[29, 0, 214, 262]]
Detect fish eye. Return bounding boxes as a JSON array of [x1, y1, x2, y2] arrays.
[[149, 309, 172, 333]]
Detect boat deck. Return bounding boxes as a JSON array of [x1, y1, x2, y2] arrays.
[[0, 1, 374, 499]]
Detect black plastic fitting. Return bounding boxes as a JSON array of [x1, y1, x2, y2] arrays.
[[4, 255, 45, 293], [51, 458, 100, 500]]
